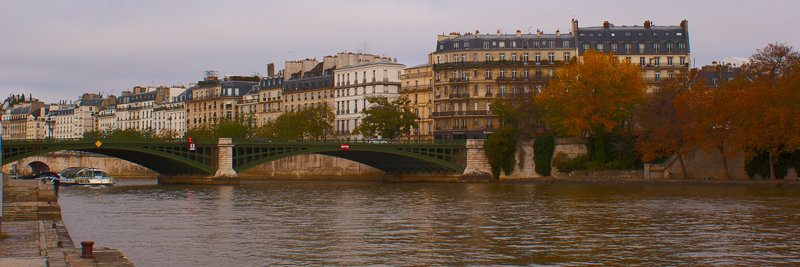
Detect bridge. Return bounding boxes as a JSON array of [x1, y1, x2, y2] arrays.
[[1, 138, 488, 184]]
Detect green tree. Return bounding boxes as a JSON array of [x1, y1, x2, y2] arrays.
[[484, 125, 517, 180], [257, 104, 334, 140], [533, 133, 555, 176], [353, 96, 418, 140]]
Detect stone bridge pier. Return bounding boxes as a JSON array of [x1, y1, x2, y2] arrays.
[[158, 138, 240, 185], [461, 139, 492, 180]]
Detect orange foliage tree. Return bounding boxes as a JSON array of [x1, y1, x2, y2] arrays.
[[538, 50, 647, 163], [636, 72, 700, 178], [734, 43, 800, 179]]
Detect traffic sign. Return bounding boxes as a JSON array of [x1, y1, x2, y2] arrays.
[[340, 144, 350, 150]]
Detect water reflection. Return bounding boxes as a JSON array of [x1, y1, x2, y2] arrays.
[[59, 179, 800, 266]]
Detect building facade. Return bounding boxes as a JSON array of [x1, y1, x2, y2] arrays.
[[333, 61, 405, 139], [185, 74, 258, 129], [431, 29, 576, 139], [575, 19, 690, 86], [400, 64, 434, 140], [256, 75, 283, 126]]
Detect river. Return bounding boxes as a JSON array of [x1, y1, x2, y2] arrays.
[[58, 178, 800, 266]]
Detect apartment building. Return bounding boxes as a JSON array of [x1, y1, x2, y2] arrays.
[[256, 74, 283, 126], [185, 73, 258, 129], [0, 101, 45, 140], [333, 61, 405, 139], [431, 29, 576, 139], [575, 19, 690, 86], [400, 64, 434, 140]]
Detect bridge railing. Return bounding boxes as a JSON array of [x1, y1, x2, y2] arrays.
[[2, 138, 470, 146], [232, 138, 467, 145]]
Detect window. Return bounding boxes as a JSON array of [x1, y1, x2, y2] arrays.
[[639, 43, 645, 52], [563, 40, 569, 48], [667, 57, 673, 66], [453, 54, 459, 63], [655, 72, 661, 82], [611, 42, 618, 52], [485, 53, 491, 61], [678, 42, 686, 52], [653, 43, 660, 53], [499, 69, 505, 77], [485, 69, 492, 79], [454, 42, 459, 49], [654, 57, 661, 66], [564, 52, 571, 61], [464, 42, 469, 48], [523, 53, 529, 62], [548, 53, 554, 63], [596, 43, 603, 51], [511, 69, 517, 78], [473, 69, 478, 78], [582, 43, 589, 51], [483, 42, 489, 49], [535, 53, 541, 62], [461, 54, 466, 62], [499, 41, 505, 48], [524, 69, 529, 78], [666, 42, 673, 52], [639, 57, 646, 67], [625, 42, 631, 53], [511, 53, 517, 61], [510, 41, 516, 48], [499, 53, 505, 61], [680, 56, 686, 66], [473, 53, 477, 61]]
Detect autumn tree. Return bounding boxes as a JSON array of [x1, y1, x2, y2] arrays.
[[352, 96, 417, 140], [636, 72, 699, 178], [734, 43, 800, 179], [538, 50, 647, 163]]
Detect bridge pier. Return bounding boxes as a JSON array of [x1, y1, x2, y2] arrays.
[[461, 139, 492, 180], [157, 138, 240, 185]]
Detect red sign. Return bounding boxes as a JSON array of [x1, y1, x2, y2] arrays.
[[340, 144, 350, 150]]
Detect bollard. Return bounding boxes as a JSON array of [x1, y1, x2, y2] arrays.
[[57, 241, 63, 248], [80, 241, 95, 258], [52, 222, 57, 228]]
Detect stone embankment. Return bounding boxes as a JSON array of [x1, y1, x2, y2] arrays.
[[1, 176, 134, 266]]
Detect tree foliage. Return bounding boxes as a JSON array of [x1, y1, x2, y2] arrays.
[[353, 96, 418, 140], [258, 104, 334, 140], [484, 125, 517, 180], [538, 50, 647, 138], [533, 133, 555, 176], [636, 72, 699, 178]]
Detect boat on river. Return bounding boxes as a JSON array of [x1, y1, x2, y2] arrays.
[[58, 167, 115, 186]]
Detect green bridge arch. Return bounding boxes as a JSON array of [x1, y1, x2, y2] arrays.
[[233, 140, 467, 174], [2, 139, 468, 176], [2, 139, 216, 175]]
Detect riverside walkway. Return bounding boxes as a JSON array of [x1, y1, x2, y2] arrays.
[[1, 176, 133, 266]]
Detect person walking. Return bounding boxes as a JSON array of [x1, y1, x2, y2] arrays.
[[53, 178, 60, 197]]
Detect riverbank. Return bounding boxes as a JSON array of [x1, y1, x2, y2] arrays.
[[1, 176, 134, 266]]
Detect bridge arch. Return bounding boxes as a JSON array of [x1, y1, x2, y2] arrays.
[[233, 141, 466, 174], [28, 161, 51, 174], [2, 140, 217, 176]]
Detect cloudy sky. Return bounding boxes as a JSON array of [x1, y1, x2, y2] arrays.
[[1, 0, 798, 103]]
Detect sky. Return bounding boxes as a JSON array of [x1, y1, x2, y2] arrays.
[[1, 0, 798, 103]]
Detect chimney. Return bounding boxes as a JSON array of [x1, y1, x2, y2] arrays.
[[536, 29, 541, 37], [603, 21, 610, 29], [571, 19, 579, 36], [496, 29, 501, 37], [680, 19, 688, 31], [556, 30, 560, 37], [644, 20, 651, 29], [475, 30, 480, 38], [516, 30, 521, 38], [267, 63, 275, 77]]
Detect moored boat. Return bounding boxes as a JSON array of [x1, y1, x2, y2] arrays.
[[58, 167, 115, 186]]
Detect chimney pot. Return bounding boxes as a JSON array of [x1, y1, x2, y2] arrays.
[[603, 21, 610, 29]]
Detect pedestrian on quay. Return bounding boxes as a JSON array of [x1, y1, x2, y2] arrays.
[[53, 178, 60, 197]]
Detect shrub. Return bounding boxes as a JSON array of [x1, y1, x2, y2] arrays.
[[484, 125, 517, 180], [533, 133, 555, 176]]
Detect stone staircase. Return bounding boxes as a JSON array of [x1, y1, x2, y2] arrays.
[[2, 202, 40, 221]]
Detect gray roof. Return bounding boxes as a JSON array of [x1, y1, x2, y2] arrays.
[[436, 33, 576, 53], [577, 24, 689, 55], [79, 97, 103, 106], [335, 61, 405, 71]]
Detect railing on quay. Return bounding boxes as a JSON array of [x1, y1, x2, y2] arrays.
[[3, 137, 466, 146]]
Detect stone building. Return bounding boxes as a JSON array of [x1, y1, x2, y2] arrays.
[[400, 64, 434, 140], [575, 19, 690, 87], [256, 74, 283, 126], [185, 72, 259, 129], [46, 94, 102, 139], [333, 61, 405, 139], [153, 89, 187, 137], [1, 101, 45, 140], [431, 29, 575, 139]]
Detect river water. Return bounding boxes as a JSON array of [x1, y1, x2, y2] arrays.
[[59, 178, 800, 266]]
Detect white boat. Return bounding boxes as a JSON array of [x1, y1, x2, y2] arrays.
[[58, 167, 115, 186]]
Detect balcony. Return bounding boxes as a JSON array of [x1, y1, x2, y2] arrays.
[[449, 93, 470, 99], [433, 60, 563, 70], [495, 76, 548, 83], [448, 77, 470, 84]]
